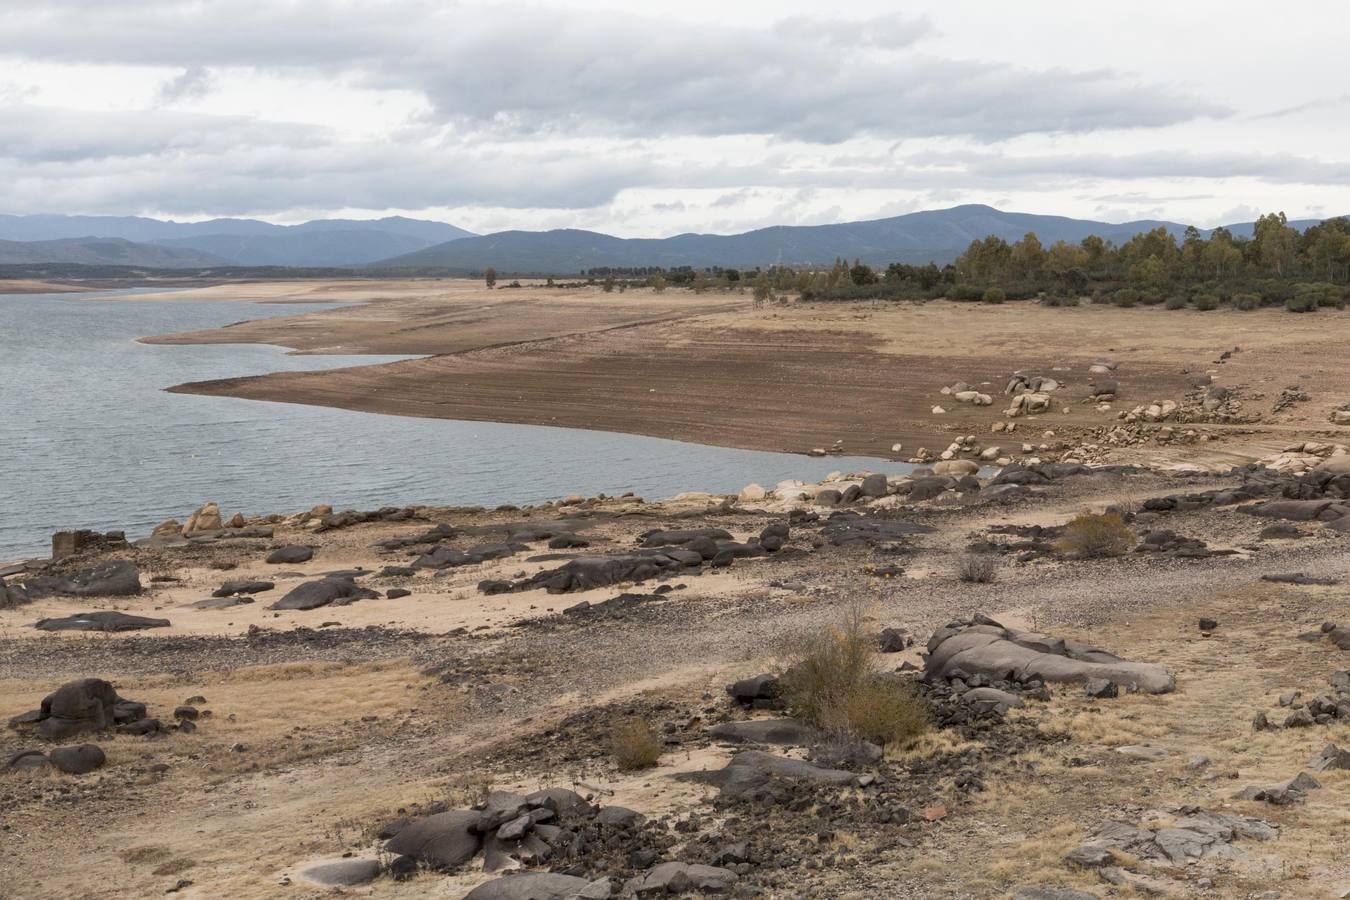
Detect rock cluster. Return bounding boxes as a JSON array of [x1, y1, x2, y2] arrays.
[[8, 677, 151, 741]]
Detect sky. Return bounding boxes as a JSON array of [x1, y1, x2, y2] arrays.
[[1, 0, 1348, 237]]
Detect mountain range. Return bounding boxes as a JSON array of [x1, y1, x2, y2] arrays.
[[0, 205, 1333, 272], [378, 205, 1329, 272], [0, 214, 474, 268]]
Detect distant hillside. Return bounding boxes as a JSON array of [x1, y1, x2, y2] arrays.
[[0, 237, 227, 268], [377, 205, 1338, 274], [374, 205, 1186, 272], [0, 214, 474, 267]]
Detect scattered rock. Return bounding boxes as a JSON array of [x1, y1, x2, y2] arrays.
[[298, 858, 381, 887], [34, 611, 170, 632], [266, 545, 314, 565], [48, 743, 106, 775]]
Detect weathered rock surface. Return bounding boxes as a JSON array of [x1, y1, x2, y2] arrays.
[[266, 545, 314, 564], [48, 743, 106, 774], [34, 611, 170, 632], [10, 678, 149, 741], [383, 809, 483, 869], [299, 858, 381, 887], [463, 872, 599, 899], [269, 577, 378, 611], [925, 615, 1175, 694], [708, 718, 820, 746]]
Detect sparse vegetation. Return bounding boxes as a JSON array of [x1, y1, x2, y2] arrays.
[[780, 606, 929, 748], [981, 287, 1005, 304], [484, 267, 497, 289], [1058, 511, 1134, 559], [955, 553, 997, 583], [611, 718, 663, 771]]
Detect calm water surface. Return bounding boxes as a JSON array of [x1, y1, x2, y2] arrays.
[[0, 291, 903, 561]]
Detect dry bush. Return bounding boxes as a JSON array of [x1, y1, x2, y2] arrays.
[[780, 605, 929, 748], [611, 719, 663, 771], [955, 553, 997, 583], [1058, 512, 1134, 559]]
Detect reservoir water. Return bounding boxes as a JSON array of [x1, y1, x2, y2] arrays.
[[0, 291, 902, 561]]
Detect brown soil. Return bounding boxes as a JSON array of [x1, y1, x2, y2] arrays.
[[143, 280, 1350, 464]]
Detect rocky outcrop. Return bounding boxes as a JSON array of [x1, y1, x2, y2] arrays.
[[925, 615, 1175, 694], [182, 502, 223, 534], [19, 560, 142, 599], [9, 677, 150, 741]]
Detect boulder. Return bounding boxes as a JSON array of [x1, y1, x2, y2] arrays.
[[464, 873, 599, 900], [4, 750, 51, 773], [860, 473, 889, 497], [640, 528, 732, 547], [524, 787, 594, 819], [962, 687, 1024, 714], [593, 806, 645, 827], [151, 518, 181, 537], [632, 862, 738, 895], [738, 483, 767, 503], [30, 560, 142, 598], [758, 522, 789, 552], [34, 611, 170, 633], [383, 809, 482, 869], [269, 577, 376, 611], [691, 750, 857, 799], [48, 743, 106, 774], [932, 459, 979, 477], [182, 502, 223, 534], [726, 674, 780, 707], [299, 858, 381, 887], [266, 545, 314, 564], [32, 678, 120, 741], [1309, 743, 1350, 772], [925, 617, 1174, 694]]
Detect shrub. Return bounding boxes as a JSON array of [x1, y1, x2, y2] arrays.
[[1058, 512, 1134, 559], [779, 607, 929, 748], [1165, 294, 1188, 310], [1193, 293, 1220, 311], [1286, 293, 1317, 313], [981, 287, 1006, 304], [1090, 288, 1111, 305], [1232, 292, 1260, 311], [1290, 282, 1343, 311], [1111, 289, 1138, 308], [955, 553, 997, 583], [611, 719, 663, 771], [1140, 289, 1165, 306], [948, 284, 984, 302]]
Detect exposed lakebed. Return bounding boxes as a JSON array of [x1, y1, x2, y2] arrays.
[[0, 290, 899, 560]]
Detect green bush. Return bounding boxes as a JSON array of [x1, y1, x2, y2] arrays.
[[981, 287, 1006, 304], [1165, 295, 1188, 310], [1287, 293, 1317, 313], [1232, 292, 1260, 311], [1291, 282, 1343, 311], [1058, 512, 1134, 559], [1090, 288, 1111, 305], [1112, 289, 1139, 308], [1193, 293, 1220, 311], [948, 284, 984, 302], [1140, 289, 1165, 306]]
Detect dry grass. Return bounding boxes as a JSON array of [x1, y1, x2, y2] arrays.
[[611, 718, 664, 771], [1058, 511, 1134, 559], [779, 605, 930, 748]]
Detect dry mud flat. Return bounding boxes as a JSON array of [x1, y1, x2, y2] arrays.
[[143, 279, 1350, 466], [3, 460, 1350, 898]]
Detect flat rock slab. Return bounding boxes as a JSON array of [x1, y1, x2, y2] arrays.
[[211, 579, 274, 597], [464, 872, 602, 900], [182, 596, 254, 610], [708, 718, 820, 746], [269, 577, 376, 611], [383, 809, 482, 869], [687, 750, 857, 799], [34, 611, 170, 632], [298, 858, 381, 887], [1262, 573, 1340, 586], [266, 545, 314, 564], [925, 615, 1175, 694]]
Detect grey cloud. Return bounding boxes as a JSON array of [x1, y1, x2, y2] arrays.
[[0, 3, 1223, 142], [158, 66, 214, 103]]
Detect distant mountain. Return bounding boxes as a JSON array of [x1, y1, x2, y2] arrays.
[[0, 237, 227, 268], [376, 204, 1337, 273], [0, 214, 474, 267]]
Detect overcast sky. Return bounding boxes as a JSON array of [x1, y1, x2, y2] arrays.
[[2, 0, 1348, 236]]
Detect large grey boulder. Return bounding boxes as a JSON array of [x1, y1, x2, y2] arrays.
[[34, 678, 120, 741], [23, 561, 142, 598], [383, 809, 483, 869], [632, 862, 738, 895], [299, 858, 381, 886], [463, 872, 600, 899], [925, 616, 1174, 694], [640, 528, 733, 547], [266, 545, 314, 564], [1243, 500, 1349, 521]]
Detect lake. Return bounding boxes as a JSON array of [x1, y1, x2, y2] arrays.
[[0, 291, 903, 561]]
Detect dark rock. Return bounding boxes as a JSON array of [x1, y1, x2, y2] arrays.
[[525, 787, 594, 819], [640, 528, 732, 547], [24, 560, 142, 598], [4, 750, 50, 772], [1262, 573, 1340, 586], [1309, 743, 1350, 772], [300, 858, 381, 887], [266, 545, 314, 564], [34, 611, 170, 632], [878, 627, 912, 652], [30, 678, 121, 740], [174, 706, 199, 721], [383, 809, 483, 869], [381, 565, 418, 577], [463, 872, 598, 900], [48, 743, 106, 774], [688, 750, 856, 799], [211, 580, 273, 597], [269, 577, 373, 611], [593, 805, 646, 827], [182, 596, 253, 610], [632, 862, 738, 895], [860, 473, 889, 498], [1259, 523, 1305, 540], [815, 489, 843, 507], [387, 588, 411, 599], [758, 522, 789, 552], [726, 674, 780, 706], [708, 718, 819, 746], [1199, 617, 1218, 633], [547, 533, 590, 549]]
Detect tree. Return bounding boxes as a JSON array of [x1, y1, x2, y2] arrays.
[[650, 271, 667, 293], [484, 267, 497, 289], [602, 275, 615, 293], [752, 272, 772, 306], [1009, 232, 1046, 280], [692, 270, 709, 294], [1253, 212, 1298, 277], [849, 260, 878, 285]]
